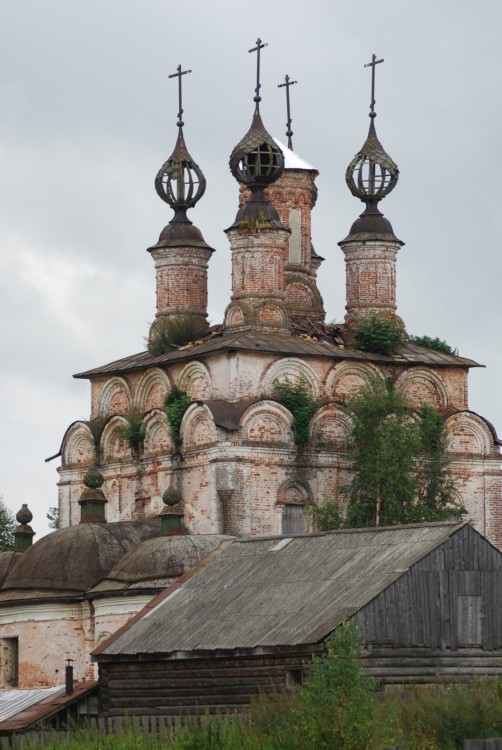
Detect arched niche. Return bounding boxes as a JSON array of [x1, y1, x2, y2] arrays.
[[445, 412, 495, 456], [240, 400, 294, 444], [61, 422, 95, 468], [325, 361, 382, 402], [180, 403, 216, 449], [100, 415, 132, 462], [134, 368, 170, 412], [261, 358, 320, 398], [310, 404, 352, 447], [98, 377, 131, 416], [284, 282, 317, 310], [277, 480, 311, 535], [396, 368, 449, 411], [143, 409, 172, 456], [178, 362, 213, 401]]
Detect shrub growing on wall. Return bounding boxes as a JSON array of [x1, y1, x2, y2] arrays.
[[272, 378, 319, 447], [352, 314, 405, 356], [147, 312, 208, 356], [164, 386, 191, 451]]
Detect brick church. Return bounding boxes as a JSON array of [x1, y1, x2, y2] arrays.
[[57, 55, 501, 543], [0, 48, 500, 691]]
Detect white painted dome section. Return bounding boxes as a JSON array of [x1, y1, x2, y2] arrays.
[[273, 139, 316, 171]]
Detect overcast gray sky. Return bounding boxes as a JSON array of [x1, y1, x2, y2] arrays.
[[1, 0, 501, 538]]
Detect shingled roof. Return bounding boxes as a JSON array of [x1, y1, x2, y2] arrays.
[[96, 521, 467, 657]]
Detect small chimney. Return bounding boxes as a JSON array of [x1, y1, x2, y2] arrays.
[[14, 505, 35, 552], [160, 487, 184, 536], [78, 465, 107, 523], [65, 659, 74, 695]]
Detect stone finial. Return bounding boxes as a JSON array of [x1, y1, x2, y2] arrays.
[[78, 465, 107, 523], [14, 504, 35, 552], [160, 486, 184, 536]]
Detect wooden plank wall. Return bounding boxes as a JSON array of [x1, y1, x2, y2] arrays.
[[357, 525, 502, 651]]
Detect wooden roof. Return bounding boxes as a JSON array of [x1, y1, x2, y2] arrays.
[[96, 521, 470, 658]]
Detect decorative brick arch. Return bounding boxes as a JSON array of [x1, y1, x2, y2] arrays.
[[61, 422, 95, 468], [240, 400, 294, 444], [100, 415, 132, 462], [178, 362, 213, 400], [445, 412, 495, 456], [325, 361, 382, 401], [134, 368, 171, 412], [98, 377, 131, 416], [180, 403, 216, 448], [396, 368, 449, 411], [277, 479, 311, 505], [143, 409, 172, 456], [310, 404, 352, 447], [261, 358, 320, 398]]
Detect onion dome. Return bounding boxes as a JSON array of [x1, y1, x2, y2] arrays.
[[342, 55, 402, 245], [230, 113, 284, 189], [149, 66, 213, 253], [227, 39, 286, 230]]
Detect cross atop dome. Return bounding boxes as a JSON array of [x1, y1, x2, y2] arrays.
[[345, 53, 399, 210]]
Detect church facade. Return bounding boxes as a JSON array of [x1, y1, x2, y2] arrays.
[[56, 59, 501, 547]]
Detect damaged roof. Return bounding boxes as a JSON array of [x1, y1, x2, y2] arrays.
[[74, 328, 481, 380], [97, 521, 467, 657]]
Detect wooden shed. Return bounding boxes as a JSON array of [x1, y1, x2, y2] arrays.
[[94, 521, 502, 717]]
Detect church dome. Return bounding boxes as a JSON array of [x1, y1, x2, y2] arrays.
[[0, 519, 163, 600], [0, 551, 22, 588], [89, 534, 232, 595]]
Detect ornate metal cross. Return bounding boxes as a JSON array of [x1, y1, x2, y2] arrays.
[[168, 64, 192, 128], [278, 75, 297, 150], [249, 38, 268, 112], [364, 54, 384, 116]]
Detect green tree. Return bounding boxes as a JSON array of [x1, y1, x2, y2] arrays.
[[296, 622, 379, 750], [47, 506, 59, 530], [0, 498, 16, 551], [344, 379, 461, 527]]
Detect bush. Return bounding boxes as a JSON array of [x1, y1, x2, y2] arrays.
[[272, 378, 319, 447], [118, 412, 145, 451], [353, 314, 405, 356], [409, 334, 455, 355], [164, 386, 191, 451], [392, 680, 502, 749], [147, 312, 208, 356], [309, 500, 344, 531]]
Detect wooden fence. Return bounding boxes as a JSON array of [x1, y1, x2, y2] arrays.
[[1, 719, 501, 748]]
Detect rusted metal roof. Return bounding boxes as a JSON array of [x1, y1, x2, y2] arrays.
[[98, 521, 466, 657], [0, 682, 97, 733], [0, 687, 62, 724], [74, 329, 481, 380]]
